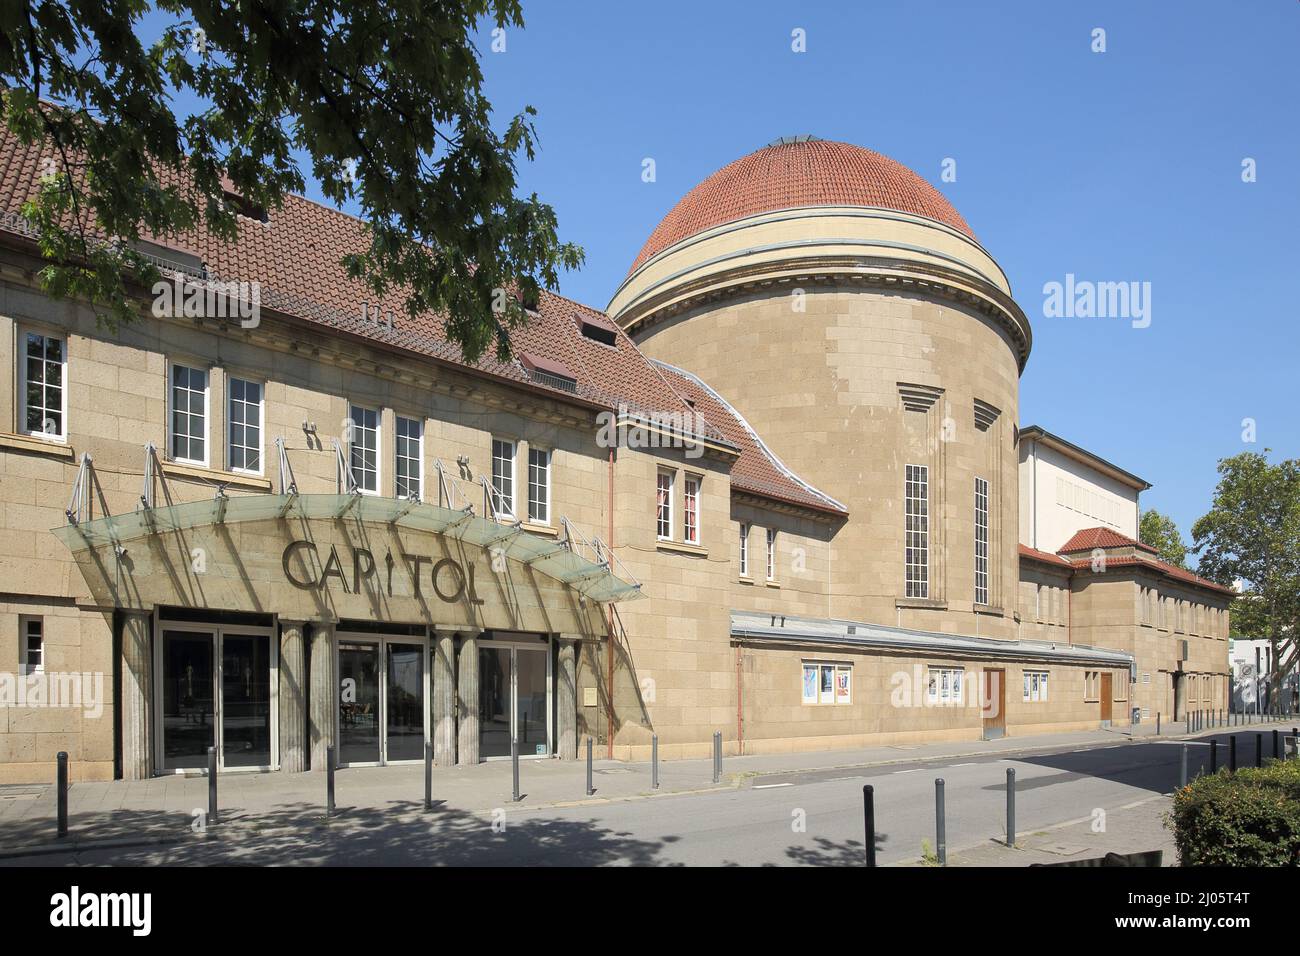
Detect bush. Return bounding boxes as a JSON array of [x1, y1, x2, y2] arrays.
[[1168, 758, 1300, 866]]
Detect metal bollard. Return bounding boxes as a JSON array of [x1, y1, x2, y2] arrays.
[[512, 736, 520, 803], [935, 778, 946, 866], [1005, 768, 1016, 847], [863, 784, 876, 867], [651, 734, 659, 790], [1256, 733, 1263, 768], [208, 745, 218, 826], [1156, 712, 1161, 735], [712, 731, 722, 783], [1273, 729, 1279, 760], [1210, 739, 1217, 774], [424, 740, 433, 811], [1230, 735, 1237, 772], [586, 736, 594, 796], [327, 744, 336, 817], [1180, 743, 1188, 787], [56, 751, 68, 839]]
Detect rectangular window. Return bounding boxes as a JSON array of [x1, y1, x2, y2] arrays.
[[20, 616, 43, 675], [927, 666, 964, 705], [1084, 670, 1099, 701], [19, 330, 66, 440], [683, 476, 700, 544], [348, 404, 380, 494], [170, 363, 209, 464], [227, 377, 263, 474], [656, 470, 673, 540], [527, 447, 551, 524], [739, 522, 750, 577], [766, 528, 777, 581], [974, 476, 989, 605], [905, 464, 929, 598], [395, 415, 423, 500], [491, 438, 516, 518], [803, 662, 851, 705], [1023, 670, 1049, 702]]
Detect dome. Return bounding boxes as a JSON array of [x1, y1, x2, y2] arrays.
[[628, 137, 973, 275]]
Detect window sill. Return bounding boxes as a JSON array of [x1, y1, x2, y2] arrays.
[[0, 432, 74, 459], [765, 580, 781, 589], [163, 460, 273, 491], [738, 575, 755, 585], [896, 597, 947, 611], [973, 605, 1005, 617], [521, 522, 559, 538], [657, 540, 708, 558]]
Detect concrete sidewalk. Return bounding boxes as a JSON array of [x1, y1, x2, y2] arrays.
[[1, 716, 1292, 860], [896, 794, 1177, 867]]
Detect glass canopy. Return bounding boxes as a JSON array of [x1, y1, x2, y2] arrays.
[[52, 492, 642, 605]]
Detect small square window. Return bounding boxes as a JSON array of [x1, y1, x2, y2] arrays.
[[20, 616, 43, 675]]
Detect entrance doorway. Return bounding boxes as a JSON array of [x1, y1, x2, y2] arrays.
[[1100, 672, 1113, 725], [335, 634, 429, 767], [479, 638, 552, 759], [156, 623, 276, 772], [981, 668, 1006, 740]]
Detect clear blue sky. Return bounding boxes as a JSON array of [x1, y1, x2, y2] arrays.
[[136, 1, 1299, 559], [461, 0, 1299, 558]]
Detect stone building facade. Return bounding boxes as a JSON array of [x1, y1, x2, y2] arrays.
[[0, 132, 1231, 782]]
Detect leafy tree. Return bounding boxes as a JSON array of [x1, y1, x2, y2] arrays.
[[1192, 451, 1300, 711], [0, 0, 582, 361], [1139, 508, 1188, 568]]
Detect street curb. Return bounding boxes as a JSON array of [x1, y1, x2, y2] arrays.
[[0, 832, 182, 860]]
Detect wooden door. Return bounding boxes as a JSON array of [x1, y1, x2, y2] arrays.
[[1100, 672, 1113, 723], [982, 669, 1006, 739]]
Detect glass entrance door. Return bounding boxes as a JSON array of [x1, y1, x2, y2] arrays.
[[478, 641, 552, 759], [221, 633, 272, 768], [157, 625, 275, 772], [336, 636, 429, 766], [160, 629, 215, 770], [338, 642, 381, 765]]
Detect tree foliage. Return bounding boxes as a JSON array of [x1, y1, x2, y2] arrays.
[[1192, 451, 1300, 707], [0, 0, 582, 360], [1138, 508, 1187, 568]]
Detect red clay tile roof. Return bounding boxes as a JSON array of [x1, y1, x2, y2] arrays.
[[653, 361, 848, 518], [1031, 527, 1235, 597], [1058, 527, 1159, 555], [629, 138, 974, 274], [0, 124, 717, 435], [1018, 544, 1073, 567]]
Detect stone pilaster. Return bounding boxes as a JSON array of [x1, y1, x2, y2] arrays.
[[120, 611, 153, 780], [278, 620, 307, 772], [308, 623, 336, 771], [433, 628, 457, 766], [456, 633, 480, 766], [557, 636, 578, 761]]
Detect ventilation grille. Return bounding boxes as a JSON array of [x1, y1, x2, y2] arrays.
[[898, 382, 943, 413], [974, 399, 1002, 432]]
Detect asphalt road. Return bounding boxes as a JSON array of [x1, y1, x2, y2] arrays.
[[3, 733, 1254, 867]]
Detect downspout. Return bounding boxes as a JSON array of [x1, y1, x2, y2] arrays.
[[607, 444, 615, 759]]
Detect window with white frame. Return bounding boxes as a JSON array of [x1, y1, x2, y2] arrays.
[[170, 363, 209, 464], [19, 329, 66, 440], [739, 522, 750, 577], [656, 470, 673, 540], [927, 666, 964, 705], [348, 404, 380, 494], [802, 662, 851, 705], [527, 447, 550, 524], [683, 475, 700, 544], [395, 415, 423, 500], [1023, 670, 1049, 702], [766, 527, 777, 581], [227, 377, 263, 474], [20, 616, 43, 675], [974, 476, 989, 605], [491, 438, 516, 518], [905, 463, 929, 598]]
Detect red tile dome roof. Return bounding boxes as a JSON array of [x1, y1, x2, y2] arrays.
[[629, 137, 974, 274]]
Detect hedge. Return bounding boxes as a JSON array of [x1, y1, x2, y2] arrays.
[[1168, 758, 1300, 866]]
